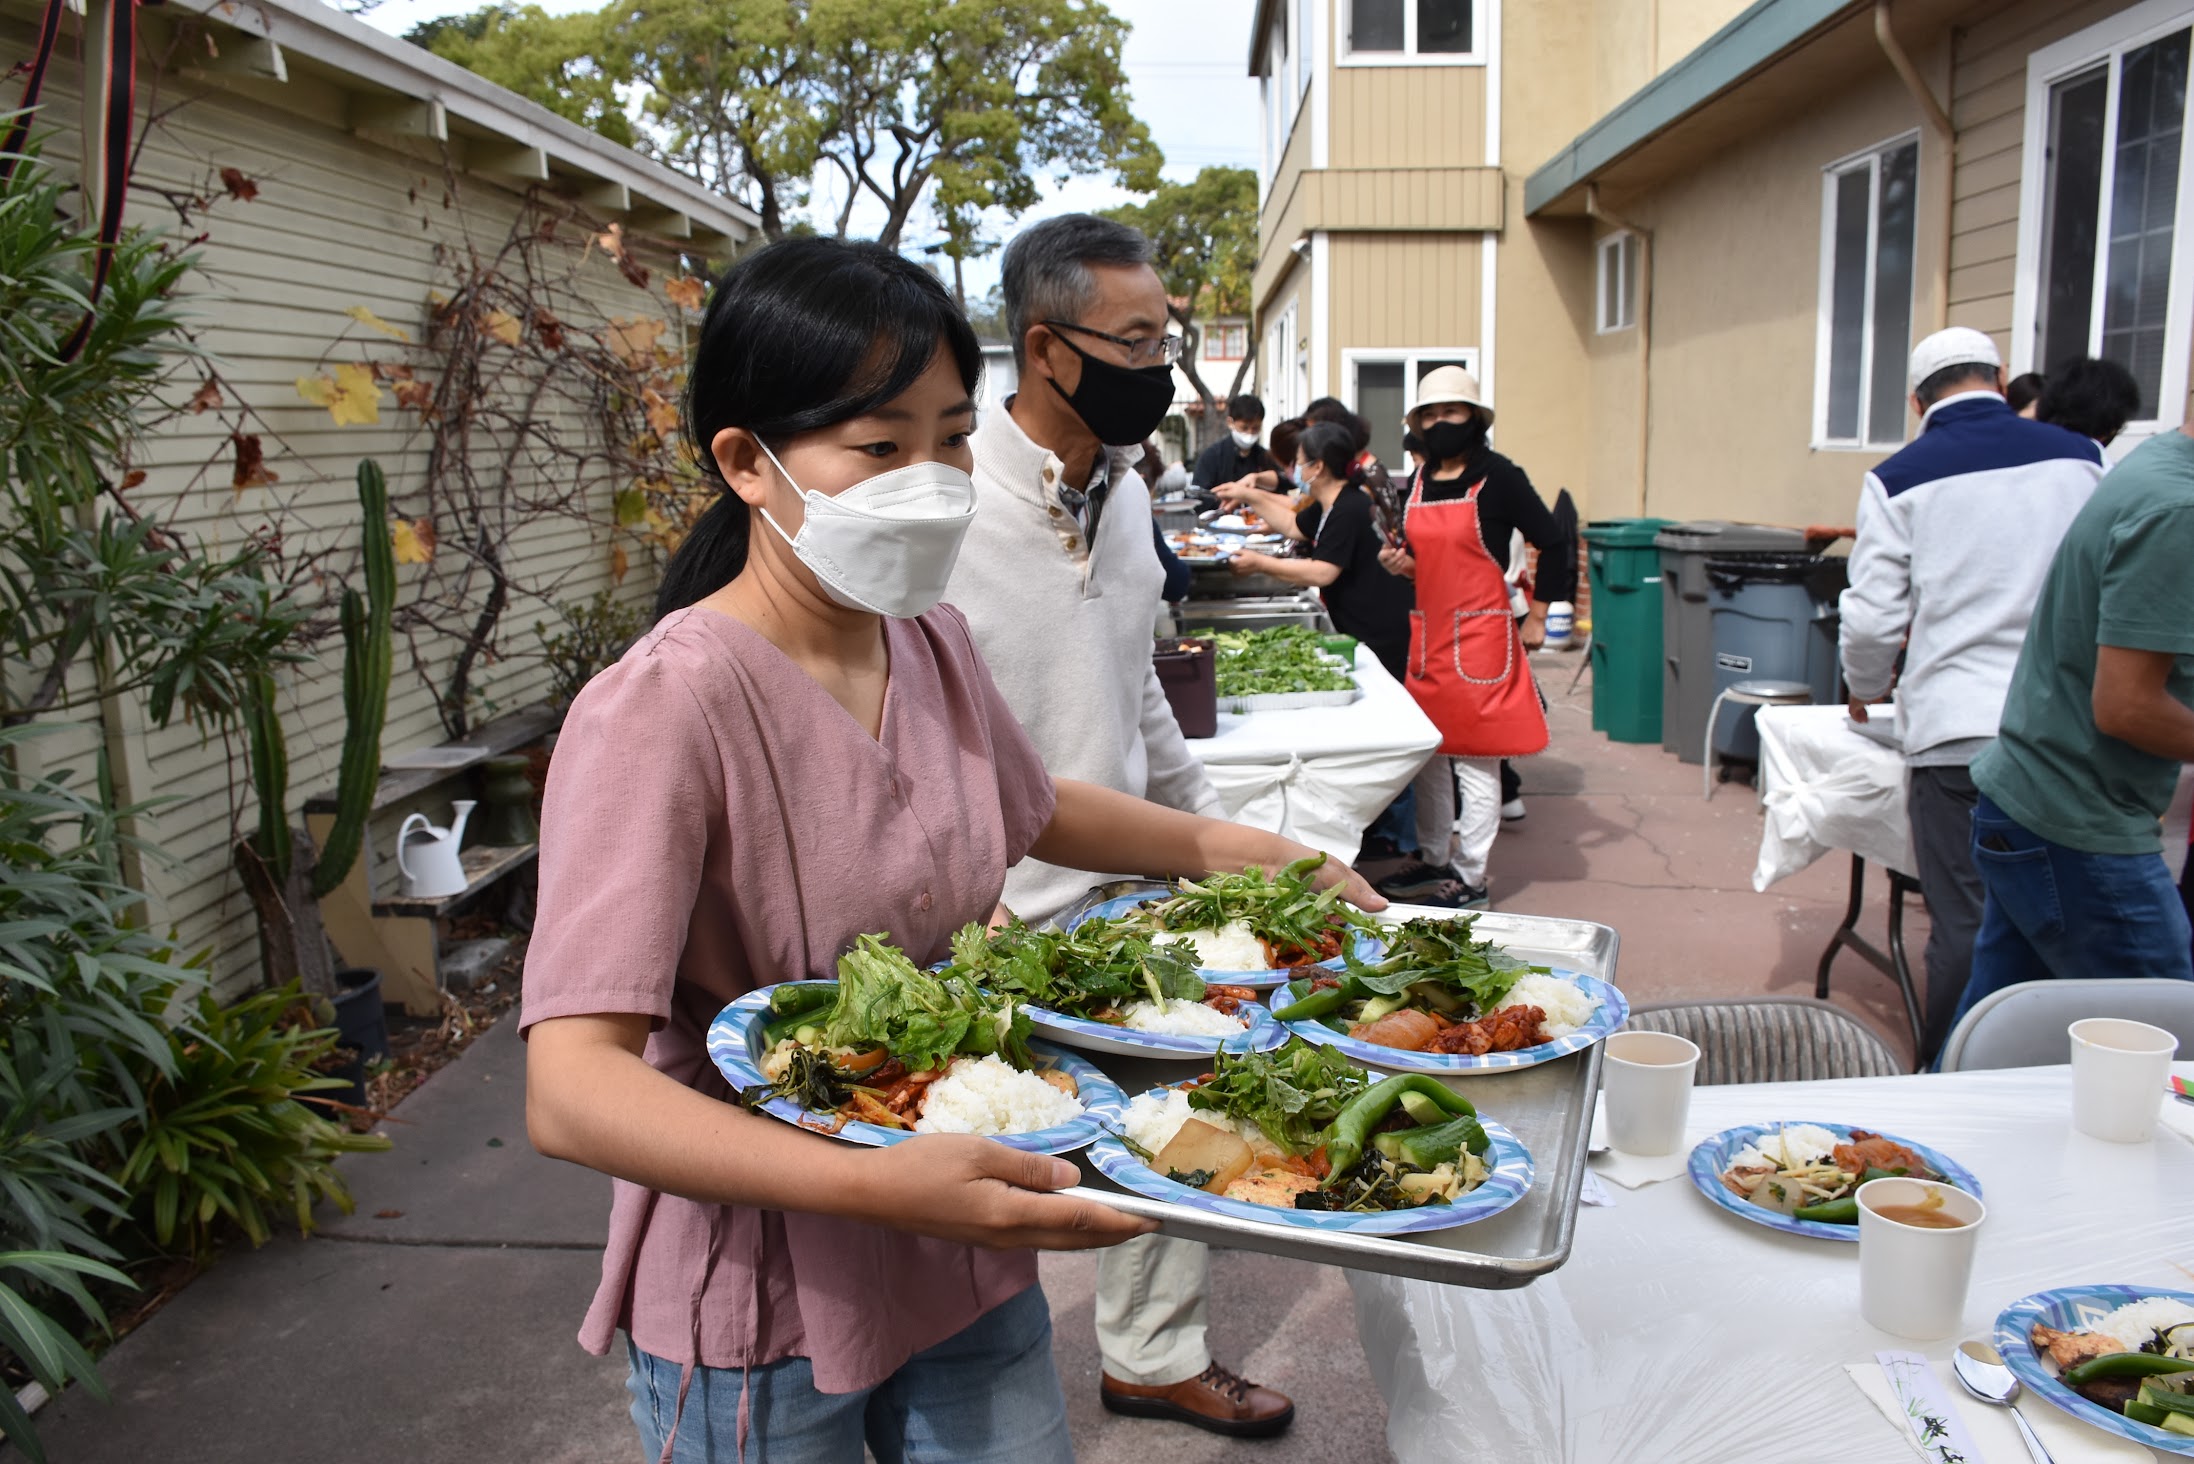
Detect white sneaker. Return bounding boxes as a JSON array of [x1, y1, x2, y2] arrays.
[[1501, 798, 1526, 822]]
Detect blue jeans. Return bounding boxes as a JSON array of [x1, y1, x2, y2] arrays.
[[626, 1285, 1071, 1464], [1369, 785, 1417, 854], [1956, 794, 2194, 1027]]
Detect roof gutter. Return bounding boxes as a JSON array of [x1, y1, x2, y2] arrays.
[[1872, 0, 1952, 331]]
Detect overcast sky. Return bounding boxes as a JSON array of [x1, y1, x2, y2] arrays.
[[360, 0, 1263, 297]]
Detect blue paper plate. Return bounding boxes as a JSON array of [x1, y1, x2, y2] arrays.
[[707, 983, 1124, 1155], [1021, 999, 1287, 1060], [1065, 893, 1382, 989], [1686, 1121, 1984, 1242], [1996, 1284, 2194, 1457], [1274, 970, 1628, 1073], [1088, 1102, 1534, 1236]]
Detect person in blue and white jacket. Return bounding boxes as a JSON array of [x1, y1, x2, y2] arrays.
[[1839, 327, 2106, 1064]]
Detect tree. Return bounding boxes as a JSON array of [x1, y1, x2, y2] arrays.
[[1103, 166, 1258, 452], [414, 0, 1163, 248]]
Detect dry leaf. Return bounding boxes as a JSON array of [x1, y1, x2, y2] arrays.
[[373, 1209, 405, 1220], [642, 386, 681, 437], [230, 433, 278, 491], [610, 542, 629, 584], [218, 166, 258, 202], [391, 516, 436, 565], [482, 309, 523, 347], [664, 275, 706, 311], [605, 316, 665, 368], [593, 221, 627, 260], [532, 307, 566, 352], [296, 363, 383, 426], [345, 304, 412, 343], [186, 378, 223, 414], [392, 378, 436, 414], [613, 487, 648, 527], [118, 469, 146, 490]]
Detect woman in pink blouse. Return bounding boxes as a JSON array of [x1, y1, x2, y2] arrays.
[[521, 238, 1379, 1463]]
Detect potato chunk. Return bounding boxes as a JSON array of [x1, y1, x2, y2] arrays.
[[1151, 1119, 1254, 1195]]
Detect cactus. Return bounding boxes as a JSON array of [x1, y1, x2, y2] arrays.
[[309, 459, 396, 898], [244, 668, 291, 882]]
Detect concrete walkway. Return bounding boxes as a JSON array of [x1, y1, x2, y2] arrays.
[[34, 651, 1921, 1461]]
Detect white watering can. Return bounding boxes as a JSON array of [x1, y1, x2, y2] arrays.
[[396, 800, 476, 900]]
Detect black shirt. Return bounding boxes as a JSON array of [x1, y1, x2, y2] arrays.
[[1191, 436, 1277, 489], [1297, 488, 1413, 679], [1410, 447, 1578, 603]]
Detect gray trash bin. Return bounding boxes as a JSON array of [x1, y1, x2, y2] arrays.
[[1705, 553, 1848, 760], [1655, 521, 1812, 763]]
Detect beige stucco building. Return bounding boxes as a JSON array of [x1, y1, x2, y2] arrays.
[[1253, 0, 2194, 529]]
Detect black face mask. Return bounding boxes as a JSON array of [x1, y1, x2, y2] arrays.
[[1416, 417, 1487, 466], [1047, 336, 1177, 446]]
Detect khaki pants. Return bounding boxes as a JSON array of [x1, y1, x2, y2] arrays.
[[1094, 1235, 1210, 1385]]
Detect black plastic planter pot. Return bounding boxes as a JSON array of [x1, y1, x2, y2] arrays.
[[333, 967, 391, 1062]]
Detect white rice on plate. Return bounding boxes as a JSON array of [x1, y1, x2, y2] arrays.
[[2094, 1297, 2194, 1350], [1152, 920, 1270, 972], [1117, 998, 1245, 1037], [1728, 1123, 1842, 1171], [1121, 1088, 1268, 1157], [1492, 973, 1604, 1040], [912, 1055, 1082, 1136]]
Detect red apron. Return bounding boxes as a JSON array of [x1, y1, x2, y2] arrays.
[[1402, 472, 1549, 758]]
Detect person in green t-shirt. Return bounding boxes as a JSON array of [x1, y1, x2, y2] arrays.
[[1961, 423, 2194, 1019]]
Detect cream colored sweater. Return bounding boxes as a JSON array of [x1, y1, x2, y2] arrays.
[[945, 402, 1224, 923]]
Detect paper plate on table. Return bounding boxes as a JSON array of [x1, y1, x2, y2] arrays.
[[1275, 970, 1628, 1073], [1087, 1109, 1533, 1235], [1685, 1121, 1983, 1242], [1995, 1285, 2194, 1456], [707, 984, 1125, 1155], [1021, 1000, 1287, 1060], [1063, 894, 1382, 989]]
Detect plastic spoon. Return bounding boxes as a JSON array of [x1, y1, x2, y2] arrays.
[[1953, 1340, 2055, 1464]]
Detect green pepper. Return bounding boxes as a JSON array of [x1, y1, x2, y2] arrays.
[[1272, 975, 1363, 1023], [1371, 1114, 1489, 1170], [769, 982, 836, 1019], [2063, 1353, 2194, 1387], [1792, 1196, 1859, 1224], [1320, 1074, 1478, 1181]]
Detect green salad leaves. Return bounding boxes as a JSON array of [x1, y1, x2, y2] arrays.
[[944, 918, 1205, 1020], [1340, 915, 1549, 1009], [1186, 1036, 1374, 1152], [1144, 854, 1371, 958], [817, 934, 1033, 1073], [1213, 626, 1356, 698]]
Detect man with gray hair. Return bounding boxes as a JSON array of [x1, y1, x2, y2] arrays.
[[944, 213, 1297, 1437], [1839, 326, 2105, 1063]]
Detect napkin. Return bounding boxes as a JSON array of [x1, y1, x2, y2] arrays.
[[1846, 1359, 2155, 1463], [1584, 1098, 1696, 1188], [2159, 1091, 2194, 1145]]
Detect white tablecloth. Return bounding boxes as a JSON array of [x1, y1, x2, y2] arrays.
[[1190, 650, 1440, 865], [1754, 702, 1917, 890], [1353, 1063, 2194, 1463]]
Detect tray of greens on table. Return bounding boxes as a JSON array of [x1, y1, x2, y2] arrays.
[[939, 917, 1284, 1058], [1273, 915, 1628, 1072], [1088, 1037, 1533, 1236], [1065, 855, 1383, 988], [1057, 895, 1622, 1287], [707, 936, 1123, 1154], [1212, 625, 1361, 711]]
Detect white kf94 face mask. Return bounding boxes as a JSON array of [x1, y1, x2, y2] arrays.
[[753, 440, 978, 618]]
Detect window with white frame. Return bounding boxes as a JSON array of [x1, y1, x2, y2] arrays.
[[1265, 307, 1302, 421], [1343, 0, 1477, 63], [1814, 135, 1920, 447], [1346, 351, 1481, 468], [1596, 232, 1639, 333], [2023, 6, 2192, 426]]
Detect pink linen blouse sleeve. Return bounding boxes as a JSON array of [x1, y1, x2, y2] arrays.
[[933, 603, 1056, 866], [518, 646, 722, 1034]]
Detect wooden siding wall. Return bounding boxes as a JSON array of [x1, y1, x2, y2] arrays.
[[1326, 232, 1484, 381], [1303, 167, 1504, 231], [1329, 64, 1487, 169], [4, 30, 674, 997], [1947, 0, 2142, 344]]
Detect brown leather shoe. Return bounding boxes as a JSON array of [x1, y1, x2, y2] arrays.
[[1100, 1361, 1296, 1437]]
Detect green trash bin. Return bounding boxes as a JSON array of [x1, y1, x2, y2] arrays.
[[1583, 518, 1672, 743]]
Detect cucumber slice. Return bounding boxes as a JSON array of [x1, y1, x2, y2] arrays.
[[1399, 1090, 1446, 1125]]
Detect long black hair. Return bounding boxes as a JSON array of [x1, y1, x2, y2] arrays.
[[654, 237, 983, 619], [1296, 420, 1357, 485]]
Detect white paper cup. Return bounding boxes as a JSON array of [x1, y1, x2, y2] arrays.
[[1857, 1177, 1986, 1340], [1602, 1031, 1700, 1156], [2070, 1017, 2179, 1143]]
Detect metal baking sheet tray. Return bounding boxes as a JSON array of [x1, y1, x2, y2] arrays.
[[1055, 894, 1618, 1289]]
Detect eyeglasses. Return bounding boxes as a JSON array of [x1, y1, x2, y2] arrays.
[[1042, 319, 1183, 368]]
